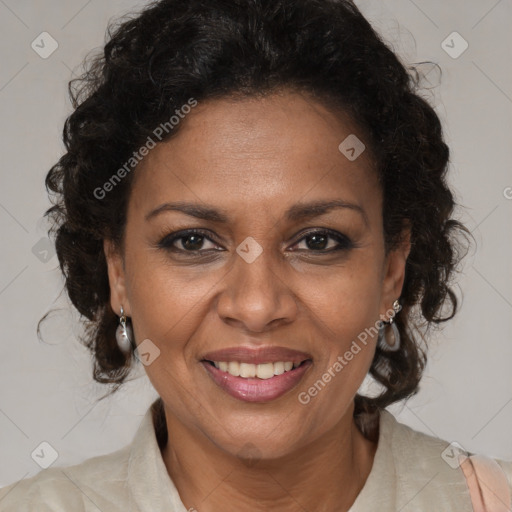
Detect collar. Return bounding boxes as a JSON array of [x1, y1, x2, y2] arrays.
[[127, 398, 187, 512]]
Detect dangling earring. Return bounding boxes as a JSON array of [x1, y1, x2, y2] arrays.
[[116, 306, 134, 355], [377, 299, 401, 352]]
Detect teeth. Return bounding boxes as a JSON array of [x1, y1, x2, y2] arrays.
[[256, 363, 274, 379], [211, 360, 302, 379], [228, 361, 240, 377], [240, 362, 256, 378], [274, 362, 285, 375]]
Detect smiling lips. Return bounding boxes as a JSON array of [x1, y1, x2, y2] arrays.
[[201, 346, 313, 402]]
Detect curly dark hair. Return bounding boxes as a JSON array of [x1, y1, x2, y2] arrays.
[[44, 0, 470, 418]]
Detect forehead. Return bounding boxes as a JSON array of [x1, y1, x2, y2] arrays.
[[130, 92, 380, 219]]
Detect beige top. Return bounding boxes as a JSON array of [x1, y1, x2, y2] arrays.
[[1, 398, 511, 511]]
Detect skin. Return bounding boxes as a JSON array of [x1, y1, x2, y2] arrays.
[[105, 90, 410, 512]]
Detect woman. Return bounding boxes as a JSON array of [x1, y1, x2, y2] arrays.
[[1, 0, 510, 510]]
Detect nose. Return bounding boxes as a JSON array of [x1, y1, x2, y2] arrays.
[[216, 243, 298, 333]]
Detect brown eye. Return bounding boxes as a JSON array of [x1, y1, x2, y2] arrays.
[[292, 229, 353, 253], [304, 233, 329, 250], [158, 229, 221, 252], [180, 233, 206, 251]]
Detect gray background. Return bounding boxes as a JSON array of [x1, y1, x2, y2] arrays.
[[0, 0, 511, 487]]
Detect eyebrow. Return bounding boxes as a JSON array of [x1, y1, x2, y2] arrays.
[[145, 199, 369, 226], [285, 199, 368, 226]]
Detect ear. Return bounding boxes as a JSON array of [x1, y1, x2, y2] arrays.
[[104, 239, 131, 316], [380, 223, 411, 316]]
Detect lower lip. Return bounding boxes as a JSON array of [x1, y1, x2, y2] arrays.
[[201, 360, 312, 402]]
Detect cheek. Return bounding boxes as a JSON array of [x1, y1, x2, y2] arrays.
[[295, 268, 381, 428], [123, 257, 219, 404], [294, 253, 381, 397], [300, 253, 383, 338], [127, 263, 219, 343]]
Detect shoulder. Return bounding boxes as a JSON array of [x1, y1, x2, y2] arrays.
[[496, 458, 512, 484], [0, 444, 131, 512], [0, 400, 171, 512], [379, 410, 512, 510]]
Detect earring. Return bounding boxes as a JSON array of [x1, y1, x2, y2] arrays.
[[377, 299, 401, 352], [116, 306, 134, 355]]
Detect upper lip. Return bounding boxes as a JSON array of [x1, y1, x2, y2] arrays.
[[201, 346, 312, 365]]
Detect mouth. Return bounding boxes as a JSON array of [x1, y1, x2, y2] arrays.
[[200, 346, 313, 402]]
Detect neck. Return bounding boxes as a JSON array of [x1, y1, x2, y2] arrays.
[[161, 403, 378, 512]]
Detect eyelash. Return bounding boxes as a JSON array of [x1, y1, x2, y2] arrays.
[[157, 228, 354, 255]]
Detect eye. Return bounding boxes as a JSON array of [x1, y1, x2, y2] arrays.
[[158, 229, 222, 252], [290, 229, 353, 253]]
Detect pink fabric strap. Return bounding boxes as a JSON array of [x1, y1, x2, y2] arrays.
[[461, 454, 511, 512]]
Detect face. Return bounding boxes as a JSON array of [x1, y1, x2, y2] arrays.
[[105, 91, 409, 459]]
